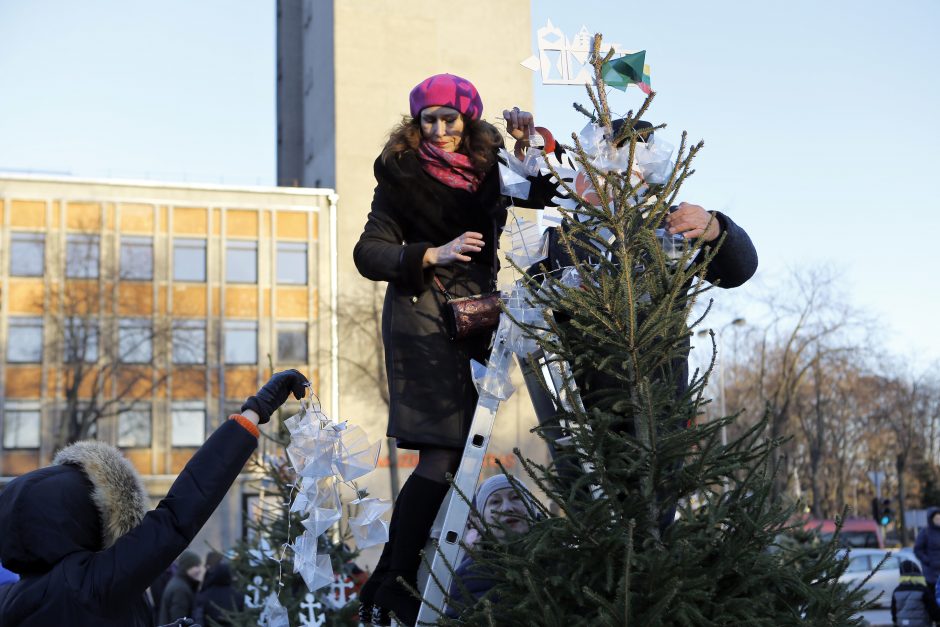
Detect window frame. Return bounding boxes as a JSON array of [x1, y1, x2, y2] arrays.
[[9, 232, 45, 277], [171, 401, 207, 447], [117, 404, 152, 448], [173, 238, 207, 283], [65, 233, 101, 279], [7, 316, 44, 363], [224, 320, 258, 365], [118, 318, 153, 364], [63, 317, 99, 364], [172, 319, 207, 365], [276, 322, 308, 364], [225, 239, 259, 284], [276, 241, 308, 285], [119, 235, 154, 281], [2, 401, 41, 449]]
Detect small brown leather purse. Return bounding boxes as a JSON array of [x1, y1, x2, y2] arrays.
[[433, 275, 502, 340]]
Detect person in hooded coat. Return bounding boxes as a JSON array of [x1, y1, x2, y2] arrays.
[[193, 561, 243, 627], [0, 369, 308, 627]]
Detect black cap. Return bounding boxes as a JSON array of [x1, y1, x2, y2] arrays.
[[611, 118, 654, 146]]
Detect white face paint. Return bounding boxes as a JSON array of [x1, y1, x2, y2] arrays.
[[419, 106, 465, 153]]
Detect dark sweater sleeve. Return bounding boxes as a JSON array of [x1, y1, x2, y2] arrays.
[[86, 419, 257, 609], [353, 183, 433, 293], [699, 211, 758, 288]]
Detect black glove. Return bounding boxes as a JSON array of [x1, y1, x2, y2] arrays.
[[241, 369, 308, 424]]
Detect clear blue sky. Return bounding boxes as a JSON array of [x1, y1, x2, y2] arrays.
[[1, 0, 937, 365]]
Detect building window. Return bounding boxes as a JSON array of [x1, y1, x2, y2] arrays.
[[224, 321, 257, 364], [9, 232, 45, 276], [277, 242, 307, 284], [172, 320, 207, 364], [226, 240, 258, 284], [277, 322, 308, 363], [2, 402, 41, 449], [66, 234, 100, 279], [120, 236, 154, 280], [64, 317, 98, 363], [118, 405, 152, 448], [7, 317, 43, 363], [171, 402, 206, 447], [173, 238, 207, 282], [118, 319, 152, 364]]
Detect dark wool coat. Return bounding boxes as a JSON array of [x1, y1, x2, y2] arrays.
[[0, 420, 257, 627], [354, 151, 547, 450], [535, 210, 757, 404], [193, 562, 243, 627], [157, 570, 198, 624], [915, 507, 940, 583]]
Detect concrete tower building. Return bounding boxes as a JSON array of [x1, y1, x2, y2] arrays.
[[276, 0, 544, 512]]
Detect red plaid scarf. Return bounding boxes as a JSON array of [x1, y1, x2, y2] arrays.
[[417, 141, 483, 193]]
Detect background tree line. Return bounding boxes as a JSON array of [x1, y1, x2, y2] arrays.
[[704, 266, 940, 542]]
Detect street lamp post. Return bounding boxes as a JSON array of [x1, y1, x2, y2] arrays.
[[696, 317, 746, 447]]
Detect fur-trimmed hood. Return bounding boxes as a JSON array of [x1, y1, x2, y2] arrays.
[[0, 440, 147, 575]]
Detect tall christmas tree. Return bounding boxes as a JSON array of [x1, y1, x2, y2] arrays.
[[437, 34, 869, 626]]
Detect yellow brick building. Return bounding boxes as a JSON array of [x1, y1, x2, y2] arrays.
[[0, 174, 337, 551]]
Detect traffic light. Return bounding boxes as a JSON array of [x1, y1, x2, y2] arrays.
[[880, 498, 894, 526], [871, 497, 881, 523]]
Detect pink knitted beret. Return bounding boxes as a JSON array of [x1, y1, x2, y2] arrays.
[[409, 73, 483, 120]]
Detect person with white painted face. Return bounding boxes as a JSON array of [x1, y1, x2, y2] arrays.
[[354, 73, 554, 626]]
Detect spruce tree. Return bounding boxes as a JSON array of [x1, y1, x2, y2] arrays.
[[436, 34, 869, 626], [223, 403, 363, 627]]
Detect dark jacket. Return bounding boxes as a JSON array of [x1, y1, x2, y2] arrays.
[[914, 508, 940, 583], [193, 562, 243, 626], [445, 555, 496, 618], [535, 211, 757, 413], [354, 151, 547, 449], [892, 574, 931, 626], [0, 420, 257, 627], [158, 570, 198, 624]]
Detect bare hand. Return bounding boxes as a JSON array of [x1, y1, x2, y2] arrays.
[[423, 231, 485, 267], [502, 107, 535, 141], [666, 202, 721, 242]]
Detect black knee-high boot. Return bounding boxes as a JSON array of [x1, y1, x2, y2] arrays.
[[372, 474, 450, 626]]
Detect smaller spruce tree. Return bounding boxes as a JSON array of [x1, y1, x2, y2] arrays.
[[224, 404, 363, 627]]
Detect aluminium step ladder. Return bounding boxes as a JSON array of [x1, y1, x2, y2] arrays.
[[410, 311, 595, 625]]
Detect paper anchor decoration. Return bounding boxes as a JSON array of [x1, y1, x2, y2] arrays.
[[520, 20, 651, 91]]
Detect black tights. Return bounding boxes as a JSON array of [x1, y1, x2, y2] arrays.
[[412, 447, 462, 485]]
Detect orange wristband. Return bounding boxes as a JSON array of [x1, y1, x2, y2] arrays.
[[228, 414, 260, 439]]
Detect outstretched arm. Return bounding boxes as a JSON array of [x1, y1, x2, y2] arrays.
[[88, 371, 308, 609], [667, 203, 757, 288]]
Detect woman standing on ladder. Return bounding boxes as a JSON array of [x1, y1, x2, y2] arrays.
[[353, 73, 550, 626]]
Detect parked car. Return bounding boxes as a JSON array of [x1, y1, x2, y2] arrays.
[[836, 548, 922, 609], [804, 518, 884, 549]]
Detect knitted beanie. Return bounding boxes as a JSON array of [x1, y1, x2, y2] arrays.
[[473, 474, 536, 512], [409, 73, 483, 120]]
